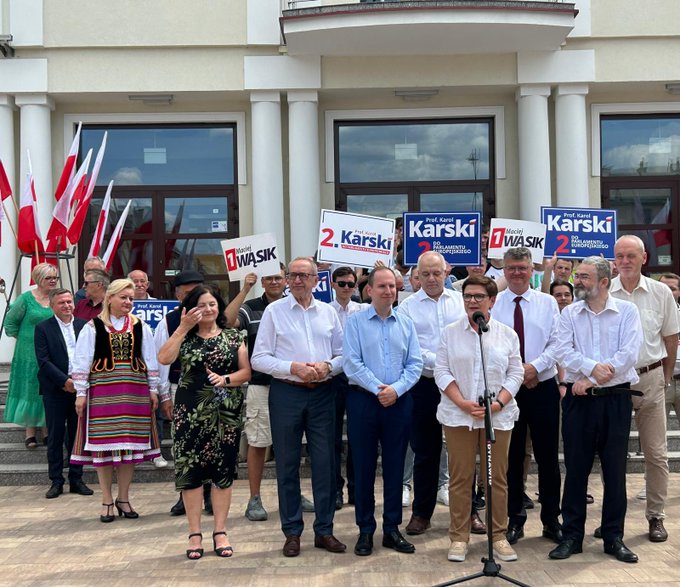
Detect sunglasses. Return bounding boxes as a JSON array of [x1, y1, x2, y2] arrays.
[[334, 281, 356, 288]]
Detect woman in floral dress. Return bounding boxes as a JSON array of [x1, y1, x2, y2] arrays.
[[158, 283, 250, 559]]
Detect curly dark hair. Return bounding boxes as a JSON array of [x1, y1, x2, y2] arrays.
[[181, 283, 228, 334]]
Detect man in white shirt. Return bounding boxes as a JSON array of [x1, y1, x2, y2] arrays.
[[251, 257, 346, 558], [548, 256, 642, 563], [610, 235, 679, 543], [490, 247, 562, 546], [396, 251, 465, 535], [128, 269, 156, 300]]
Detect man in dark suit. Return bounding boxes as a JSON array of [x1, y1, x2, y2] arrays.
[[34, 288, 93, 499]]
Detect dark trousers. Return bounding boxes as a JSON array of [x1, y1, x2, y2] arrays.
[[507, 378, 561, 528], [347, 386, 412, 535], [410, 376, 442, 521], [269, 379, 337, 537], [42, 390, 83, 485], [334, 374, 354, 500], [561, 386, 632, 544]]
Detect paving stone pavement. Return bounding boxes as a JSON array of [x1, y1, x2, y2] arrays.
[[1, 474, 680, 586]]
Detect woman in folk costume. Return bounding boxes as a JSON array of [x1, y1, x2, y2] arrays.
[[71, 278, 161, 523]]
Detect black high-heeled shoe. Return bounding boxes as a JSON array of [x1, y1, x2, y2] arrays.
[[212, 531, 233, 557], [115, 499, 139, 519], [100, 503, 115, 523], [186, 533, 204, 560]]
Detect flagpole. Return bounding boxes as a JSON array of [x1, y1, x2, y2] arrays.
[[0, 200, 17, 240], [33, 240, 40, 265]]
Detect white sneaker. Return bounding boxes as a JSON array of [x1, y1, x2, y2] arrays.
[[447, 541, 468, 562], [636, 487, 646, 500], [493, 539, 518, 561], [402, 485, 411, 508], [437, 485, 449, 506], [153, 456, 168, 468]]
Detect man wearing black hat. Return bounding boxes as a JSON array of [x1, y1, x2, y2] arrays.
[[155, 270, 213, 516]]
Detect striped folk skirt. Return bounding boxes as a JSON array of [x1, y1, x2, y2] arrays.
[[71, 363, 160, 468]]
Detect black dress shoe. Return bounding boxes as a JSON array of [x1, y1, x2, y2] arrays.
[[522, 492, 535, 510], [69, 480, 94, 496], [170, 496, 186, 516], [604, 538, 638, 563], [594, 526, 602, 539], [549, 539, 582, 560], [382, 529, 415, 553], [506, 524, 524, 545], [46, 483, 63, 499], [335, 492, 343, 511], [542, 522, 563, 544], [354, 533, 373, 556]]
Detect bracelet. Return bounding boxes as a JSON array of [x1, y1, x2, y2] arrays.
[[496, 398, 505, 410], [558, 381, 567, 387]]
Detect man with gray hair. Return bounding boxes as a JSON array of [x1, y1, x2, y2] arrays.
[[74, 256, 106, 303], [396, 251, 464, 535], [610, 234, 679, 542], [549, 256, 642, 563], [74, 268, 110, 320]]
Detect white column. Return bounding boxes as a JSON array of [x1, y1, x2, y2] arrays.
[[0, 95, 17, 362], [16, 94, 54, 240], [288, 91, 320, 260], [516, 85, 551, 222], [554, 84, 590, 208], [250, 91, 286, 263]]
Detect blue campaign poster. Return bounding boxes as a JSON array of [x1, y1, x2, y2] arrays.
[[132, 300, 180, 332], [541, 207, 617, 260], [402, 212, 481, 267], [283, 270, 333, 303]]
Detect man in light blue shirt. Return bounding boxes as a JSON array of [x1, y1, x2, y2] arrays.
[[343, 267, 423, 556]]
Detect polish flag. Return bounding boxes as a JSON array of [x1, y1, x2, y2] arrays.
[[88, 180, 113, 258], [17, 152, 44, 255], [0, 159, 12, 201], [77, 132, 107, 207], [102, 200, 131, 271], [46, 150, 92, 251], [54, 122, 82, 202], [652, 198, 672, 248]]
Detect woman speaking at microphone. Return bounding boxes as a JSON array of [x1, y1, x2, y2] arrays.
[[434, 275, 523, 564]]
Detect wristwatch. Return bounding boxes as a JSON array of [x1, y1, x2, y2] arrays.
[[324, 360, 333, 374], [223, 375, 231, 387], [496, 398, 505, 410]]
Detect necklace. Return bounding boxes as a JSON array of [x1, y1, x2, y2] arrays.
[[109, 315, 130, 334]]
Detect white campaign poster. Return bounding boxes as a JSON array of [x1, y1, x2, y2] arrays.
[[220, 232, 281, 281], [317, 209, 395, 269], [487, 218, 546, 263]]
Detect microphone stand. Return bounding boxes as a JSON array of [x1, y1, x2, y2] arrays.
[[433, 317, 530, 587]]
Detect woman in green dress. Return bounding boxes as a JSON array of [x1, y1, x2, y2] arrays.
[[158, 283, 250, 560], [4, 263, 59, 448]]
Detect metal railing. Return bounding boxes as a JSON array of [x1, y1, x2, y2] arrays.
[[284, 0, 566, 10]]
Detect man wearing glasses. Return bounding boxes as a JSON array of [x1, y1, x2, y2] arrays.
[[74, 269, 110, 320], [252, 257, 346, 558], [224, 264, 287, 523], [490, 247, 563, 547]]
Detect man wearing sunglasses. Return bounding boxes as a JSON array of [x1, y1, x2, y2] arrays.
[[330, 267, 369, 510], [74, 269, 109, 320]]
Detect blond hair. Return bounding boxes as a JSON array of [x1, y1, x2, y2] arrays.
[[99, 278, 138, 328], [32, 262, 58, 285]]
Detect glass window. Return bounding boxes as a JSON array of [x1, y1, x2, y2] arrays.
[[80, 125, 235, 186], [338, 121, 490, 182], [346, 194, 408, 218], [608, 187, 671, 225], [601, 116, 680, 177], [165, 197, 229, 233], [420, 192, 484, 214]]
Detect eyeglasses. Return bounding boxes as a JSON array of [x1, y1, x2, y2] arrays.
[[83, 280, 101, 286], [334, 281, 356, 288], [462, 293, 490, 302], [573, 273, 593, 281], [263, 276, 284, 282], [45, 276, 59, 281], [287, 272, 315, 281], [505, 266, 530, 273]]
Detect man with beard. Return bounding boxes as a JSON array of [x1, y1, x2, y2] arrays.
[[548, 256, 642, 563]]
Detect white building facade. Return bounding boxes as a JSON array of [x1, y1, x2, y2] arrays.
[[0, 0, 679, 360]]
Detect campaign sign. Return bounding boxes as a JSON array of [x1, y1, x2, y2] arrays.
[[402, 212, 481, 266], [487, 218, 546, 262], [317, 210, 394, 269], [283, 270, 332, 303], [541, 207, 617, 260], [132, 300, 180, 332], [220, 232, 280, 281]]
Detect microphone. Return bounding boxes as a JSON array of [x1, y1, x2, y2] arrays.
[[472, 311, 489, 333]]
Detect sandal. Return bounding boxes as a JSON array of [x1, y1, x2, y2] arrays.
[[212, 531, 233, 557], [115, 499, 139, 519], [24, 437, 38, 449], [100, 503, 115, 523], [186, 533, 204, 560]]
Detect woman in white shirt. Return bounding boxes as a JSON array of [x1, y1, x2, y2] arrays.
[[434, 275, 523, 564]]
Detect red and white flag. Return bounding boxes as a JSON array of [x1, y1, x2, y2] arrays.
[[88, 180, 113, 258], [78, 132, 107, 207], [17, 152, 44, 255], [54, 122, 82, 202], [102, 200, 131, 271], [0, 159, 12, 201], [46, 149, 92, 252]]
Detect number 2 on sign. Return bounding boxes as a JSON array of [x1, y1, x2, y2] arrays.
[[555, 235, 570, 255], [418, 241, 431, 253], [320, 228, 334, 247]]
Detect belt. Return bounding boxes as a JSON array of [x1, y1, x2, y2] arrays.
[[636, 360, 663, 375], [586, 385, 643, 398], [276, 378, 329, 390]]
